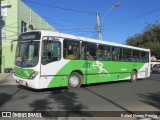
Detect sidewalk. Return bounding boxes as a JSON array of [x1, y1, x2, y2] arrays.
[[0, 73, 17, 85]]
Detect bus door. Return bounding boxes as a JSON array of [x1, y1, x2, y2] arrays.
[[40, 37, 61, 76]]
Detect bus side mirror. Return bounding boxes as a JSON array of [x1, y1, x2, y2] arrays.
[[10, 40, 18, 52]]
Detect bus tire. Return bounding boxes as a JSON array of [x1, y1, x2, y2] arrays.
[[158, 68, 160, 74], [130, 70, 137, 82], [68, 72, 82, 89]]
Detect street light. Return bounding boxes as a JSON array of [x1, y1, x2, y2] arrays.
[[97, 3, 120, 40], [101, 3, 120, 22]]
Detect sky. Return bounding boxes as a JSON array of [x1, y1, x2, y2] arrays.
[[22, 0, 160, 44]]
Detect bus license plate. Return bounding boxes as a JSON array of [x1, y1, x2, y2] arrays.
[[18, 80, 25, 85]]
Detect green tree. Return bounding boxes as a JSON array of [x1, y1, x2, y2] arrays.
[[126, 22, 160, 59]]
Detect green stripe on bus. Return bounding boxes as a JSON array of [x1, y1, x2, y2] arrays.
[[48, 60, 144, 88]]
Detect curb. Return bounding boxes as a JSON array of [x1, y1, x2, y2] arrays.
[[0, 73, 17, 85]]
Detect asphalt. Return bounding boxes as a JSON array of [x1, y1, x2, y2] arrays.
[[0, 73, 17, 85], [0, 73, 160, 120]]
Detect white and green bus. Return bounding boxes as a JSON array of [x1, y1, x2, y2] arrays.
[[12, 30, 150, 89]]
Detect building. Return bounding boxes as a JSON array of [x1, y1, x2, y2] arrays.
[[1, 0, 55, 73]]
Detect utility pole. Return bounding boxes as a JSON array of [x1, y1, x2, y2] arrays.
[[96, 3, 120, 41], [0, 1, 11, 73], [0, 0, 2, 73], [96, 13, 102, 41]]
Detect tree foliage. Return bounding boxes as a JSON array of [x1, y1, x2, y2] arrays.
[[126, 22, 160, 59]]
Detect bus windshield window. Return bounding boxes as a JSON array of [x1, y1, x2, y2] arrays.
[[15, 41, 39, 67]]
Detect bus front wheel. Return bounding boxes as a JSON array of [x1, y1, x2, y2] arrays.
[[130, 70, 137, 82], [68, 72, 82, 89]]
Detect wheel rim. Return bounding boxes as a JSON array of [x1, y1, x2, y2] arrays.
[[69, 75, 79, 87], [131, 72, 136, 81]]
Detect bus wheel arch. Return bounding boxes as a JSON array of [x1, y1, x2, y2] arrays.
[[130, 69, 137, 82], [68, 71, 83, 89]]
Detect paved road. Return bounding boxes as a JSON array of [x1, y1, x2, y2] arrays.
[[0, 73, 16, 85], [0, 74, 160, 120]]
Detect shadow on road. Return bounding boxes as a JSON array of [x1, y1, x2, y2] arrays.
[[0, 93, 12, 108], [28, 89, 91, 118], [0, 89, 21, 108], [138, 92, 160, 110], [83, 87, 134, 114], [17, 85, 69, 92]]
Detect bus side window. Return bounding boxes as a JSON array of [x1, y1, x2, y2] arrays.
[[133, 50, 140, 62], [141, 52, 148, 63], [112, 47, 122, 61], [85, 42, 97, 60], [123, 49, 132, 62], [97, 45, 111, 61], [63, 39, 80, 60]]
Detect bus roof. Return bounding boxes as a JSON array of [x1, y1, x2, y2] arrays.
[[28, 30, 150, 52]]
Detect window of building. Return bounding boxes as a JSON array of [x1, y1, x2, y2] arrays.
[[123, 49, 132, 62], [21, 21, 27, 33], [97, 45, 111, 61], [112, 47, 122, 61], [42, 39, 61, 65], [132, 50, 140, 62], [63, 39, 80, 60], [2, 35, 6, 41]]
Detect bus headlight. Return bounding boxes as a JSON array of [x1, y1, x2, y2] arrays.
[[29, 71, 39, 79]]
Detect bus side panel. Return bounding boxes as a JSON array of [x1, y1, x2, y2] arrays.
[[47, 60, 85, 88], [81, 61, 145, 84], [40, 59, 70, 88], [137, 63, 150, 78], [47, 60, 146, 88]]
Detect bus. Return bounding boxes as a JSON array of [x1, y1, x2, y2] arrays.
[[12, 30, 150, 89]]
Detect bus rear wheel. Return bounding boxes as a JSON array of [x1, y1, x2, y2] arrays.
[[68, 72, 82, 89], [130, 70, 137, 82]]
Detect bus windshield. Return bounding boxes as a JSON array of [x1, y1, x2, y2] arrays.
[[15, 41, 39, 67]]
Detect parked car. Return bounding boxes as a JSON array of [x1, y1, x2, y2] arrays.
[[151, 60, 160, 68], [152, 64, 160, 73]]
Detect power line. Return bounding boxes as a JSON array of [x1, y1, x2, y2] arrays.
[[6, 11, 95, 30], [5, 29, 19, 34], [0, 22, 17, 28], [22, 0, 99, 38], [6, 9, 94, 26], [103, 8, 160, 28], [1, 16, 96, 37], [91, 24, 97, 39], [23, 0, 96, 14]]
